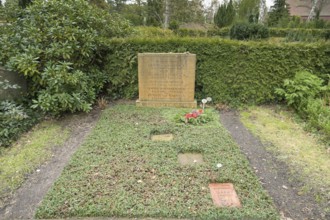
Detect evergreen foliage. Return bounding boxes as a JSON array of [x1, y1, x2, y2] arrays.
[[268, 0, 290, 27], [19, 0, 33, 9], [214, 0, 235, 28], [230, 22, 269, 40], [237, 0, 259, 23]]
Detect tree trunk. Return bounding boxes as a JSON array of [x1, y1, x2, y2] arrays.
[[258, 0, 267, 23], [308, 0, 320, 21], [164, 0, 170, 29]]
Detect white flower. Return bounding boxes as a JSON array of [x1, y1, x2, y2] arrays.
[[206, 97, 212, 102], [216, 163, 222, 168], [201, 99, 207, 104]]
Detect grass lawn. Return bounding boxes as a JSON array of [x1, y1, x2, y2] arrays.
[[0, 120, 69, 208], [36, 104, 278, 219], [240, 106, 330, 210]]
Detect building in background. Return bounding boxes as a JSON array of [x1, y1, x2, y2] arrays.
[[286, 0, 330, 20]]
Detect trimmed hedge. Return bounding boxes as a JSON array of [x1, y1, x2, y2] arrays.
[[174, 27, 230, 38], [269, 28, 330, 40], [171, 28, 330, 40], [104, 38, 330, 105]]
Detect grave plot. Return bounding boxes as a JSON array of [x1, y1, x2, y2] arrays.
[[36, 105, 278, 219]]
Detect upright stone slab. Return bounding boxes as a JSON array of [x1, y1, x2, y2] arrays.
[[136, 53, 197, 108], [0, 66, 27, 101]]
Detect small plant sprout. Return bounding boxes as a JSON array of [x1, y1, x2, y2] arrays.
[[201, 97, 212, 110], [201, 99, 207, 110]]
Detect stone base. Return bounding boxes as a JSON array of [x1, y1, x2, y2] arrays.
[[136, 100, 197, 108]]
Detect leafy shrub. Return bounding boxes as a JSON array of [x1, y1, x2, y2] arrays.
[[276, 71, 330, 138], [230, 23, 269, 40], [169, 20, 180, 31], [305, 98, 330, 137], [275, 71, 326, 111], [0, 100, 40, 148], [0, 78, 40, 147], [0, 0, 132, 115]]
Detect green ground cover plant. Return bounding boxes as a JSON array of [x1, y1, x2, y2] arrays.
[[36, 105, 278, 219], [240, 106, 330, 213], [0, 120, 69, 208]]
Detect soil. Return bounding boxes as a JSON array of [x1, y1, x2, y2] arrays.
[[220, 110, 328, 220], [0, 108, 101, 219], [0, 105, 327, 219]]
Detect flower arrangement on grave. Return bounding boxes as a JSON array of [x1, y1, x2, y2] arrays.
[[175, 97, 213, 125]]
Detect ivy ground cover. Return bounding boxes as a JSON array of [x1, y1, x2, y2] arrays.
[[36, 105, 278, 219]]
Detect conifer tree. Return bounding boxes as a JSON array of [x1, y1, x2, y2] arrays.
[[267, 0, 290, 26], [214, 0, 235, 28]]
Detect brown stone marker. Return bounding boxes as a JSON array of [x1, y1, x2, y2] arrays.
[[209, 183, 242, 208], [178, 153, 204, 165], [151, 134, 174, 141], [136, 53, 197, 108]]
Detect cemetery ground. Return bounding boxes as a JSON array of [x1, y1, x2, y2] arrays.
[[0, 103, 329, 219]]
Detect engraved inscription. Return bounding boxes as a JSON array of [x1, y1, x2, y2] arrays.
[[209, 183, 242, 208], [137, 53, 197, 108]]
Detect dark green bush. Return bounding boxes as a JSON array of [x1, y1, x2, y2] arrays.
[[0, 100, 40, 148], [104, 38, 330, 105], [0, 0, 132, 115], [0, 78, 40, 148], [230, 23, 269, 40], [169, 20, 180, 31]]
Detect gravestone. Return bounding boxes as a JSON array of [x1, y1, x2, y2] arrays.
[[0, 66, 27, 100], [151, 134, 174, 142], [136, 53, 197, 108], [209, 183, 241, 208], [178, 153, 204, 165]]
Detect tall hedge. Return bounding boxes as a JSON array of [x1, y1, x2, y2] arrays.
[[104, 38, 330, 105]]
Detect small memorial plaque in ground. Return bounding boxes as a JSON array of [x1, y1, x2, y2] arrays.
[[151, 134, 174, 141], [209, 183, 241, 208], [178, 153, 204, 165]]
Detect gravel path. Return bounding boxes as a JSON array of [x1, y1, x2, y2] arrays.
[[220, 110, 328, 220], [0, 109, 100, 219]]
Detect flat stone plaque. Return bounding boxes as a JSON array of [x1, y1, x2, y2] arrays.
[[209, 183, 241, 208], [136, 53, 197, 108], [151, 134, 174, 141], [178, 153, 204, 165]]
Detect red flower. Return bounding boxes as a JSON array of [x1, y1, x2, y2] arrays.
[[185, 113, 193, 119]]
